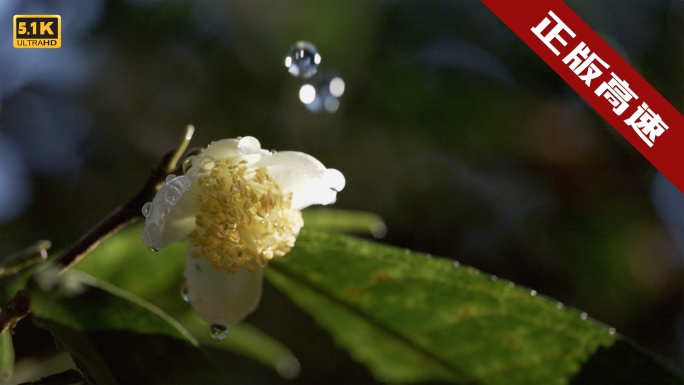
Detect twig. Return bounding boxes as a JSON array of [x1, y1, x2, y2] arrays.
[[0, 240, 51, 279], [0, 125, 195, 334]]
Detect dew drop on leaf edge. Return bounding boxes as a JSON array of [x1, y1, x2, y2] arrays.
[[210, 324, 228, 341]]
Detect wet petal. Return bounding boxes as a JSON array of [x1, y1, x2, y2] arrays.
[[184, 246, 263, 325]]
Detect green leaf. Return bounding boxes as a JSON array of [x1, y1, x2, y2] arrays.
[[302, 208, 386, 236], [176, 311, 301, 380], [265, 229, 683, 384], [0, 330, 14, 382], [26, 270, 227, 384], [73, 223, 186, 300]]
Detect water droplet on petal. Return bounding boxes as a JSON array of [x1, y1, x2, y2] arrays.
[[199, 156, 215, 170], [323, 168, 345, 191], [581, 312, 588, 320], [556, 302, 564, 309], [142, 202, 152, 217], [166, 174, 176, 183], [285, 41, 320, 79], [181, 285, 191, 302], [530, 290, 537, 296], [182, 156, 196, 174], [609, 327, 616, 335], [237, 136, 261, 155], [210, 324, 228, 341], [149, 247, 158, 252]]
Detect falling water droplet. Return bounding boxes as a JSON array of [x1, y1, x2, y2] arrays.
[[530, 290, 537, 296], [557, 302, 564, 309], [182, 156, 196, 174], [285, 41, 321, 79], [180, 285, 191, 302], [166, 174, 176, 183], [142, 202, 152, 217], [237, 136, 261, 155], [210, 324, 228, 341], [609, 328, 616, 335], [508, 282, 515, 288], [323, 168, 345, 191], [581, 312, 588, 320], [199, 156, 215, 170], [149, 247, 158, 252], [453, 261, 460, 268]]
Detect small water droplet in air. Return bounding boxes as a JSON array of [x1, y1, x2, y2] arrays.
[[210, 324, 228, 341], [149, 247, 158, 252], [609, 328, 616, 335], [166, 174, 176, 183], [285, 41, 321, 79], [530, 290, 537, 296], [142, 202, 152, 217], [182, 156, 196, 174], [238, 136, 261, 155], [508, 282, 515, 288], [453, 261, 460, 267], [370, 222, 387, 239], [323, 168, 345, 191], [199, 156, 215, 170], [181, 285, 191, 302], [491, 275, 498, 281], [581, 312, 588, 320], [404, 249, 411, 255], [557, 302, 564, 309], [300, 72, 345, 114]]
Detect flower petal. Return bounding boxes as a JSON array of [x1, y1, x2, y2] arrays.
[[184, 246, 263, 325], [141, 175, 201, 250]]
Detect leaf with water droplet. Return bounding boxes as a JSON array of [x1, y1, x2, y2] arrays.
[[265, 229, 684, 384]]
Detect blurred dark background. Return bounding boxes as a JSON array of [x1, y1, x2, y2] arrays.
[[1, 0, 683, 383]]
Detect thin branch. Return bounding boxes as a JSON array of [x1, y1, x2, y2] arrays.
[[0, 240, 51, 278], [0, 125, 195, 334]]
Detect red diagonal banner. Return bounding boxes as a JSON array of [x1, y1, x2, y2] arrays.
[[481, 0, 684, 194]]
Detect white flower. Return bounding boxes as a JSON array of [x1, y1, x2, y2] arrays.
[[141, 136, 344, 326]]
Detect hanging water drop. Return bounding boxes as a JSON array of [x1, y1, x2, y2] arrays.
[[453, 261, 460, 267], [285, 41, 321, 79], [580, 312, 588, 320], [370, 222, 387, 239], [142, 202, 152, 217], [530, 290, 537, 296], [237, 136, 261, 155], [166, 174, 176, 183], [508, 282, 515, 288], [323, 168, 345, 191], [199, 156, 215, 170], [149, 247, 158, 252], [404, 249, 411, 255], [609, 327, 616, 335], [556, 302, 564, 309], [210, 324, 228, 341], [491, 275, 498, 281], [181, 285, 191, 302]]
